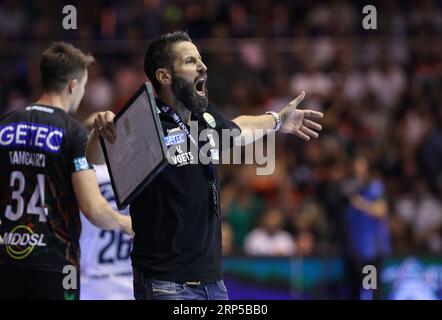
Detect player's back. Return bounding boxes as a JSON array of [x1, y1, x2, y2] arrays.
[[80, 164, 133, 300], [0, 104, 90, 272]]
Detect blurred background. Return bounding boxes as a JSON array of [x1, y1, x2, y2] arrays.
[[0, 0, 441, 299]]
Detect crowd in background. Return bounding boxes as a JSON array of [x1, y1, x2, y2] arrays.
[[1, 0, 441, 258]]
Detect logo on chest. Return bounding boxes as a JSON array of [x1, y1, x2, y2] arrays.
[[169, 144, 195, 166], [164, 124, 220, 167]]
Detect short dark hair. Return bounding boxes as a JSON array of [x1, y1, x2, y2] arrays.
[[144, 31, 192, 93], [40, 42, 94, 92]]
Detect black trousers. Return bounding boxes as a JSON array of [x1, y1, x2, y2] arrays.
[[0, 268, 80, 300]]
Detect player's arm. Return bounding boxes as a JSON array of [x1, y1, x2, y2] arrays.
[[350, 196, 388, 219], [86, 111, 116, 165], [72, 169, 134, 235], [232, 91, 323, 145]]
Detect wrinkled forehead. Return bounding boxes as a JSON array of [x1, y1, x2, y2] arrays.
[[171, 41, 201, 62]]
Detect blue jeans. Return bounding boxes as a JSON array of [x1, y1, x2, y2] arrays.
[[133, 269, 229, 300]]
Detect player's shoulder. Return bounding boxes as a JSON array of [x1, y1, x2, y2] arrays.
[[202, 102, 223, 123], [206, 101, 220, 113], [5, 105, 67, 124], [61, 111, 84, 128], [62, 113, 89, 138], [159, 112, 182, 135], [206, 102, 234, 121], [205, 102, 240, 132], [0, 108, 28, 123]]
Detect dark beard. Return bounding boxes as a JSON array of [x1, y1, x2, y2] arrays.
[[171, 73, 208, 116]]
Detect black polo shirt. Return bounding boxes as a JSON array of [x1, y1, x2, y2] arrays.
[[130, 100, 240, 282]]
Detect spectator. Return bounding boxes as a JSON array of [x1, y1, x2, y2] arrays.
[[244, 209, 296, 256]]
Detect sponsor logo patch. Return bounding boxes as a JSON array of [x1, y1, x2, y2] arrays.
[[164, 133, 186, 146], [0, 122, 64, 153], [203, 112, 216, 128], [0, 225, 47, 260], [73, 157, 90, 172]]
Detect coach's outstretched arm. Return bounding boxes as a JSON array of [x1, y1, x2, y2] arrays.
[[86, 111, 117, 165], [72, 169, 134, 236], [232, 91, 324, 145]]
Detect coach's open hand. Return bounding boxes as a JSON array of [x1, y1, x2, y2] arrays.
[[93, 111, 117, 144], [279, 91, 324, 141]]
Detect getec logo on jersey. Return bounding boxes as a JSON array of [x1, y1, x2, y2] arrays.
[[0, 122, 64, 153], [164, 132, 185, 146], [0, 225, 47, 259]]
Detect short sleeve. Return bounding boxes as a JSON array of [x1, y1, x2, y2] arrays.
[[204, 103, 241, 151], [206, 103, 240, 131], [68, 120, 94, 174]]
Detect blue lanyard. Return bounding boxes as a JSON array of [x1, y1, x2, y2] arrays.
[[157, 101, 216, 183]]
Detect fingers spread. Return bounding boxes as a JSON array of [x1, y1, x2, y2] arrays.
[[294, 129, 310, 141], [304, 110, 324, 118], [304, 119, 322, 131], [300, 125, 319, 139], [288, 91, 305, 108]]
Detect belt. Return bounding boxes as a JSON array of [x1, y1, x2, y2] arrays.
[[177, 280, 219, 286], [181, 281, 203, 286], [132, 267, 214, 286]]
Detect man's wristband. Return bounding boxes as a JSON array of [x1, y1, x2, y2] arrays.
[[265, 111, 282, 131]]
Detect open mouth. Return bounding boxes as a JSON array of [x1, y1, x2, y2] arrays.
[[194, 76, 207, 97]]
